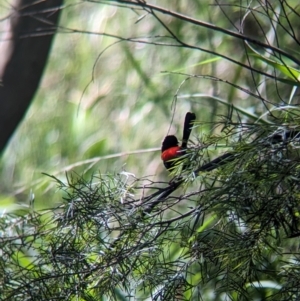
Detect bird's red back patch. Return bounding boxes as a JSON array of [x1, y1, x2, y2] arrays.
[[161, 146, 181, 162]]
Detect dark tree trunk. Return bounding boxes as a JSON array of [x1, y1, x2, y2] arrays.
[[0, 0, 63, 153]]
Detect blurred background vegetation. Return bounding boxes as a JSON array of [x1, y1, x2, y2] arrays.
[[0, 0, 225, 207], [1, 0, 300, 300], [1, 0, 287, 206]]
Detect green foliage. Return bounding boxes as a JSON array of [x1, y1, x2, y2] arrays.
[[2, 118, 300, 300], [1, 0, 300, 300]]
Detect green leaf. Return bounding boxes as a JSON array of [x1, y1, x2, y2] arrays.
[[250, 53, 300, 82]]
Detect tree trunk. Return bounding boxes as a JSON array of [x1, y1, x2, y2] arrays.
[[0, 0, 63, 153]]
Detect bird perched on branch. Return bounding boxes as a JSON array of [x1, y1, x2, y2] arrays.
[[161, 113, 300, 173], [161, 112, 196, 170]]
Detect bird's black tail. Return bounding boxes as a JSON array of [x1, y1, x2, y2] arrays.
[[182, 112, 196, 148]]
